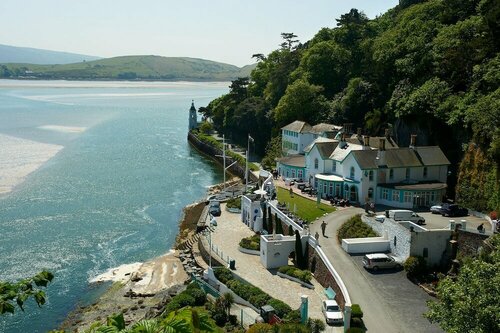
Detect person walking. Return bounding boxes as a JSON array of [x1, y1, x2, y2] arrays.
[[321, 220, 327, 236]]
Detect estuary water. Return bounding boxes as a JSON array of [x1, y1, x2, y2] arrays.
[[0, 80, 227, 332]]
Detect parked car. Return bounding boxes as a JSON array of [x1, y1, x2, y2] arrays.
[[322, 300, 343, 325], [296, 182, 307, 190], [208, 200, 221, 216], [440, 203, 468, 217], [362, 253, 401, 271], [430, 204, 442, 214], [375, 215, 386, 223]]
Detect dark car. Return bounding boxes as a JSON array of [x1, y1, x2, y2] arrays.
[[208, 200, 221, 216], [440, 203, 468, 217]]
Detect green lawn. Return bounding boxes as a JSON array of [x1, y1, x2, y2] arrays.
[[276, 187, 335, 222]]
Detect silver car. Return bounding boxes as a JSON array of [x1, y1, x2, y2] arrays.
[[362, 253, 401, 271]]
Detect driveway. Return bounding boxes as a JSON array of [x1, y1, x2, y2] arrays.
[[310, 207, 443, 333]]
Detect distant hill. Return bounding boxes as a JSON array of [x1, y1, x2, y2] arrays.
[[0, 55, 256, 81], [0, 44, 101, 65]]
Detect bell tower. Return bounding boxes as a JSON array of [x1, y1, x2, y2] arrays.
[[188, 100, 198, 130]]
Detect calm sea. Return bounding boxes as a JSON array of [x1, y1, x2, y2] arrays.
[[0, 80, 227, 332]]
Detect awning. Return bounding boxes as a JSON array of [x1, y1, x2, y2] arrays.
[[315, 174, 344, 182]]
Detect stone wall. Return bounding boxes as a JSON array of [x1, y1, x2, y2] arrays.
[[198, 237, 225, 267], [362, 215, 412, 259], [305, 243, 346, 309], [188, 132, 258, 182], [456, 229, 490, 258]]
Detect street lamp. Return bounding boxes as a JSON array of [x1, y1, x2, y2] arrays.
[[245, 134, 254, 193]]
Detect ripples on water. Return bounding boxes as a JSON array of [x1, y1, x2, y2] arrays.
[[0, 80, 227, 332]]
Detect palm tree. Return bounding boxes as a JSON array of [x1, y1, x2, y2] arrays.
[[220, 292, 235, 317]]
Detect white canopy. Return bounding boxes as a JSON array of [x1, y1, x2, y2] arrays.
[[315, 174, 344, 182]]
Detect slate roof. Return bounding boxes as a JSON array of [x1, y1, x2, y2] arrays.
[[277, 154, 306, 167], [281, 121, 312, 133], [303, 137, 337, 154], [413, 146, 450, 166], [351, 147, 451, 170], [330, 142, 365, 161], [311, 123, 342, 134], [346, 136, 399, 149]]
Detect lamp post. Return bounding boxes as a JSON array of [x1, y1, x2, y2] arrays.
[[246, 134, 254, 193]]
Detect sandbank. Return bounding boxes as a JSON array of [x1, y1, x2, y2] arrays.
[[0, 133, 63, 194]]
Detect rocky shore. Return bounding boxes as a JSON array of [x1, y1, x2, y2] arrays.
[[60, 179, 239, 332]]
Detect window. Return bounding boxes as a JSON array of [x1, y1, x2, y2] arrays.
[[332, 162, 336, 173], [392, 190, 400, 202], [314, 158, 319, 169], [298, 170, 303, 180], [423, 248, 428, 258], [368, 170, 374, 181], [368, 187, 374, 199], [329, 182, 333, 195], [350, 167, 355, 179], [404, 191, 412, 203], [381, 188, 389, 200], [406, 168, 410, 180], [423, 167, 428, 178], [389, 169, 394, 180]]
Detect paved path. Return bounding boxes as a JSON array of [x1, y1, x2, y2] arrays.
[[310, 207, 443, 333], [206, 203, 342, 332]]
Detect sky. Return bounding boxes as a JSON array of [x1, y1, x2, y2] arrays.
[[0, 0, 399, 67]]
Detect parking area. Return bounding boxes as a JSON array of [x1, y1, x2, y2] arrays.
[[372, 206, 491, 232]]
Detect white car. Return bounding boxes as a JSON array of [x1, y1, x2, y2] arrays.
[[430, 204, 442, 214], [322, 300, 343, 325], [375, 215, 386, 222]]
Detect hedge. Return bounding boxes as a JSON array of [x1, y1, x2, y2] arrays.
[[164, 282, 207, 314], [214, 268, 292, 318], [403, 256, 427, 279], [351, 304, 363, 318], [226, 197, 241, 209], [277, 265, 312, 284], [337, 214, 377, 242]]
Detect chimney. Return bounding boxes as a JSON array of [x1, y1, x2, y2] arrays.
[[410, 134, 417, 149], [363, 135, 370, 147], [377, 138, 386, 166], [379, 138, 386, 151], [340, 132, 348, 148]]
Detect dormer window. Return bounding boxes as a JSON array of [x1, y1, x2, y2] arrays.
[[314, 158, 318, 169], [350, 167, 355, 179]]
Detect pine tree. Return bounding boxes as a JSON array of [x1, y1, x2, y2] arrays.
[[295, 230, 304, 268], [262, 205, 268, 232], [276, 218, 283, 235]]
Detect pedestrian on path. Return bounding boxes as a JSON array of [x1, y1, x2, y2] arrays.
[[321, 220, 327, 237]]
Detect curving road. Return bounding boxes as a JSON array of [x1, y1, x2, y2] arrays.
[[309, 207, 443, 333]]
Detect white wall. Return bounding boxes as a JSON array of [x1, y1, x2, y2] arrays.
[[305, 147, 325, 183], [341, 237, 390, 253], [410, 230, 452, 266], [361, 215, 412, 259], [260, 234, 297, 269]]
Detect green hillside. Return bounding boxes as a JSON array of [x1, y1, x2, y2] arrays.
[[201, 0, 499, 213], [0, 55, 255, 81]]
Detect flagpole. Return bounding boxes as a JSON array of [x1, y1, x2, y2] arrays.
[[245, 135, 249, 193], [223, 135, 226, 192]]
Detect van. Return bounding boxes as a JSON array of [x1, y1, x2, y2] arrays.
[[387, 209, 425, 225]]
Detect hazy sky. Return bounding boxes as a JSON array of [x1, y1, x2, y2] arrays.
[[0, 0, 398, 67]]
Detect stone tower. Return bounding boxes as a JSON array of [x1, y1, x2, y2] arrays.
[[188, 100, 198, 130]]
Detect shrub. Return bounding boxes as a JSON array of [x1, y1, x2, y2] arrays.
[[268, 299, 292, 318], [351, 317, 365, 328], [214, 267, 233, 284], [283, 309, 301, 323], [239, 234, 260, 251], [404, 256, 427, 279], [490, 211, 498, 220], [337, 214, 378, 242], [199, 121, 213, 135], [226, 197, 241, 209], [351, 304, 363, 319], [249, 294, 270, 308], [185, 288, 207, 306], [346, 327, 365, 333], [278, 265, 312, 284], [186, 281, 200, 290]]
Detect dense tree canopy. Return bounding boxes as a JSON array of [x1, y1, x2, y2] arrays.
[[202, 0, 499, 211], [426, 234, 500, 333]]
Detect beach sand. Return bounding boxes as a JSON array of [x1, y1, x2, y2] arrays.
[[0, 133, 63, 194], [62, 250, 188, 332]]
